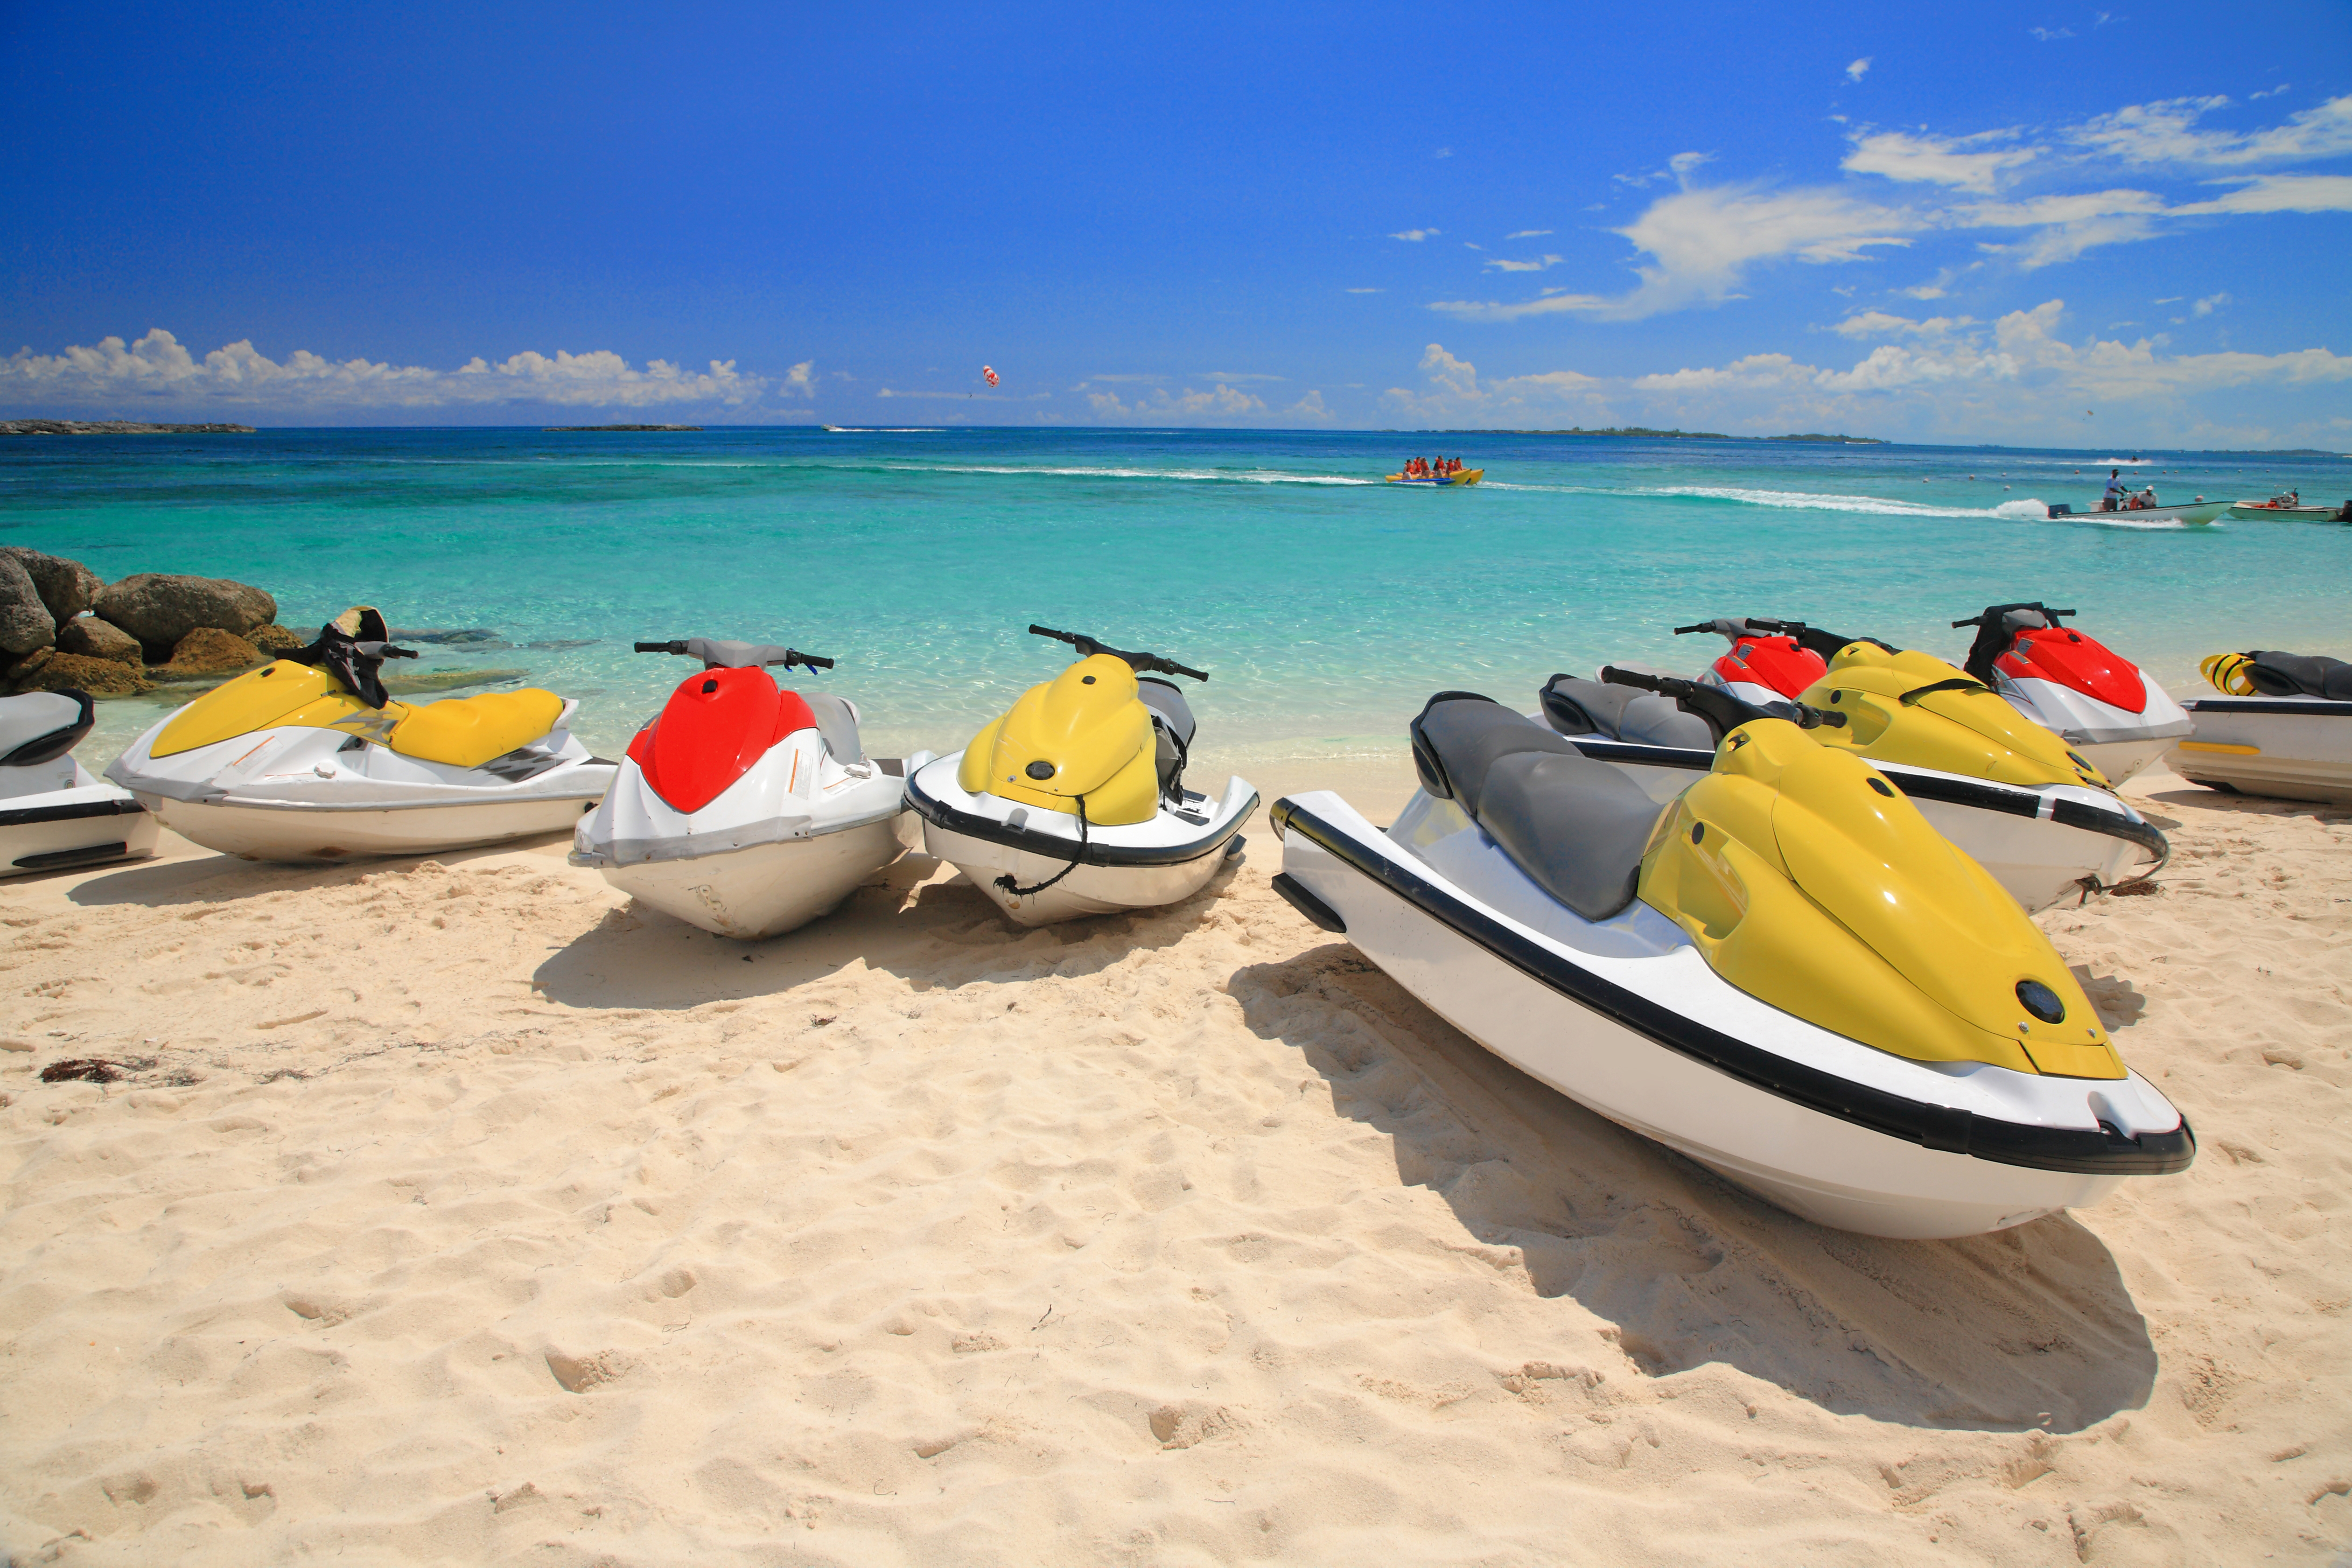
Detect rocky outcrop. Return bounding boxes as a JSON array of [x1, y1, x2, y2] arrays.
[[56, 617, 143, 666], [150, 627, 268, 682], [249, 624, 304, 654], [20, 652, 153, 696], [0, 548, 104, 625], [0, 557, 57, 656], [95, 574, 276, 659]]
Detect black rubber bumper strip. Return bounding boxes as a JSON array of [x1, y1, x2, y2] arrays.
[[2185, 698, 2352, 717], [1271, 871, 1346, 933], [1269, 796, 2194, 1178], [908, 772, 1256, 869], [0, 796, 148, 830]]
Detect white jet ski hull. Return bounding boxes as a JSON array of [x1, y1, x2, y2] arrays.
[[2171, 696, 2352, 802], [1992, 672, 2193, 786], [574, 737, 931, 939], [909, 755, 1256, 926], [108, 715, 615, 864], [1271, 790, 2192, 1239], [0, 774, 162, 877], [1551, 734, 2166, 909]]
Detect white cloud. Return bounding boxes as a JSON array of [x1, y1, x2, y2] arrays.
[[1846, 57, 1872, 82], [1083, 382, 1266, 420], [1842, 127, 2038, 193], [2192, 291, 2230, 316], [1194, 372, 1287, 382], [1343, 287, 1384, 293], [1506, 229, 1555, 239], [1390, 228, 1441, 242], [2070, 92, 2352, 167], [782, 360, 815, 397], [1432, 184, 1914, 322], [2171, 173, 2352, 213], [1483, 254, 1565, 272], [2029, 26, 2074, 40], [2, 328, 768, 411], [1434, 147, 1453, 159], [2249, 83, 2290, 101], [1830, 310, 1975, 337], [1379, 343, 1606, 422], [1284, 390, 1336, 423]]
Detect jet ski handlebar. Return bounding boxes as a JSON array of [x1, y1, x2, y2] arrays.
[[1026, 624, 1208, 682], [1672, 616, 1807, 639], [632, 639, 835, 670], [351, 641, 418, 661], [1599, 664, 1847, 740], [1950, 604, 2075, 629]]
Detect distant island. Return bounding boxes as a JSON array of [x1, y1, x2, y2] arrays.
[[1, 419, 256, 435], [543, 423, 703, 432], [1456, 426, 1885, 443]]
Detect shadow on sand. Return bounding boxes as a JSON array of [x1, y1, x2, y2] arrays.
[[530, 844, 1253, 1011], [60, 831, 582, 909], [1229, 942, 2160, 1434]]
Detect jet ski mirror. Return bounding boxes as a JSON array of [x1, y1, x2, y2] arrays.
[[1599, 664, 1846, 745], [632, 639, 836, 673], [1027, 624, 1209, 682]]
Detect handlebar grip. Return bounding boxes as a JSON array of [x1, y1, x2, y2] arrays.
[[1157, 659, 1209, 682], [387, 646, 419, 660], [785, 649, 836, 670], [1949, 618, 1977, 628], [1600, 665, 1669, 693], [2053, 608, 2077, 618], [1671, 624, 1709, 635], [1028, 624, 1076, 643], [633, 641, 688, 654]]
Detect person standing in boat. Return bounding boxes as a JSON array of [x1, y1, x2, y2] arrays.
[[2103, 469, 2127, 511]]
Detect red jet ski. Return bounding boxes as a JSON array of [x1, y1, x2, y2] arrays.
[[1952, 604, 2192, 785]]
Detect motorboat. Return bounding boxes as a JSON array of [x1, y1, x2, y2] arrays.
[[1383, 469, 1484, 486], [106, 607, 615, 862], [1950, 602, 2192, 784], [907, 624, 1255, 926], [2046, 494, 2228, 525], [2169, 650, 2352, 803], [571, 636, 931, 938], [1268, 688, 2194, 1239], [0, 690, 159, 877], [2227, 492, 2348, 523], [1557, 629, 2166, 909]]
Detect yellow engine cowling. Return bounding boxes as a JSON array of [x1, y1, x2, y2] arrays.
[[1797, 642, 2110, 790], [151, 660, 566, 768], [954, 653, 1162, 826], [1639, 717, 2123, 1079]]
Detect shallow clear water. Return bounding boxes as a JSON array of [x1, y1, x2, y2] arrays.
[[4, 426, 2347, 779]]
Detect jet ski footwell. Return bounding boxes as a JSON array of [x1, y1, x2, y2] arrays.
[[1271, 790, 2192, 1239]]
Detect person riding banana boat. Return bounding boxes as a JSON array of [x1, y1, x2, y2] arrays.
[[1269, 676, 2194, 1239], [106, 606, 615, 862], [906, 625, 1256, 926]]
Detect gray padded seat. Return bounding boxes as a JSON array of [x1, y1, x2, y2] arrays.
[[802, 692, 864, 764], [2247, 651, 2352, 701], [1137, 676, 1195, 796], [1411, 695, 1665, 922], [0, 691, 91, 767], [1539, 675, 1714, 748]]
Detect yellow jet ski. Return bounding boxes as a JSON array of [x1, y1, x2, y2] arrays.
[[106, 607, 615, 862], [1271, 683, 2194, 1238], [1541, 640, 2167, 912], [906, 625, 1257, 925]]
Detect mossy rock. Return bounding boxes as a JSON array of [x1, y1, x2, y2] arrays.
[[22, 652, 156, 696], [148, 627, 270, 683], [249, 624, 304, 654]]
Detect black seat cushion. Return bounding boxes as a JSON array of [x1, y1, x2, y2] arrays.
[[1411, 694, 1663, 921], [2249, 651, 2352, 701], [1539, 674, 1714, 748]]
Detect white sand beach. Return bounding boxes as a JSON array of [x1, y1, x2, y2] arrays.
[[2, 760, 2347, 1565]]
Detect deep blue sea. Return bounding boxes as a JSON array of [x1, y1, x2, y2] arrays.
[[4, 426, 2348, 786]]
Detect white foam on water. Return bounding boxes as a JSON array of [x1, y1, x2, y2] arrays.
[[904, 463, 1377, 486], [1633, 484, 2045, 520]]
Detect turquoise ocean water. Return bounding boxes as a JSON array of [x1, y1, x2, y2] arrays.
[[4, 427, 2348, 787]]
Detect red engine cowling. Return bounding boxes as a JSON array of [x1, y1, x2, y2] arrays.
[[1996, 627, 2147, 714], [1713, 634, 1828, 699], [627, 666, 817, 814]]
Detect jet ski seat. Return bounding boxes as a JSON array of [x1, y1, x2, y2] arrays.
[[1539, 674, 1716, 748], [0, 690, 95, 768], [388, 689, 567, 769], [1138, 676, 1196, 796], [802, 692, 865, 764], [1411, 694, 1666, 921], [2239, 651, 2352, 701]]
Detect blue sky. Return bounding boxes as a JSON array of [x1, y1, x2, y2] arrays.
[[4, 1, 2349, 444]]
